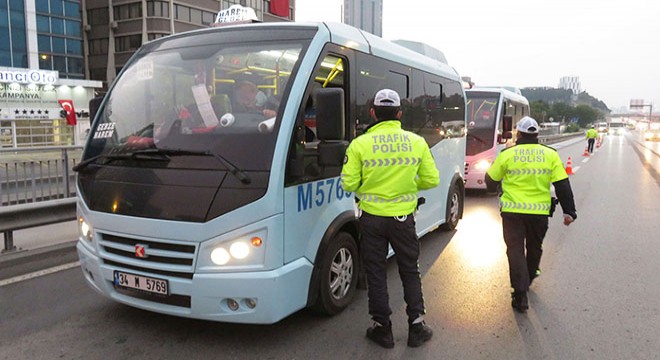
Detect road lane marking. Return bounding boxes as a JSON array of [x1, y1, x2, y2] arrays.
[[572, 166, 580, 173], [0, 261, 80, 287], [582, 158, 590, 163]]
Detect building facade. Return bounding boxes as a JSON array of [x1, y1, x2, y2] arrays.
[[342, 0, 382, 36], [0, 0, 102, 148], [559, 75, 581, 95], [84, 0, 295, 89]]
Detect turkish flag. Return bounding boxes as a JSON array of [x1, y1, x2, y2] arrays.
[[270, 0, 289, 17], [58, 100, 77, 125]]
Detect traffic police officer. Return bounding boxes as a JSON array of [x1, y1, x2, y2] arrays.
[[485, 116, 577, 313], [341, 89, 439, 348], [586, 125, 599, 153]]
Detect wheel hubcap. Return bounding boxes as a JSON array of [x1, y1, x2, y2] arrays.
[[329, 248, 353, 300], [449, 192, 459, 223]]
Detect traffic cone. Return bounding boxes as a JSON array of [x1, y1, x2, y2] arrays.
[[582, 146, 589, 156], [565, 157, 573, 175], [596, 137, 601, 148]]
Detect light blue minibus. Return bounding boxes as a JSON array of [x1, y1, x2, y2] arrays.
[[75, 19, 466, 324]]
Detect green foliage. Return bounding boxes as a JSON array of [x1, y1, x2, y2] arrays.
[[522, 87, 607, 128], [565, 123, 581, 133]]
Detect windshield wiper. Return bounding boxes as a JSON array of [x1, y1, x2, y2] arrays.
[[72, 150, 169, 172], [73, 148, 251, 184], [144, 148, 252, 185]]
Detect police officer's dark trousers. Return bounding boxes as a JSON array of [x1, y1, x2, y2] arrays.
[[359, 212, 425, 325], [587, 138, 595, 153], [501, 213, 549, 292]]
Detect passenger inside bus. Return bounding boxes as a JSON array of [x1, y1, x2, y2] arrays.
[[232, 81, 277, 118]]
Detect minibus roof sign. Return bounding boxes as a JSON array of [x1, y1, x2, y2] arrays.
[[212, 5, 259, 27]]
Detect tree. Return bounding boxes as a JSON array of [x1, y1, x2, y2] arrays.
[[573, 105, 601, 127], [530, 101, 549, 122], [550, 102, 573, 123]]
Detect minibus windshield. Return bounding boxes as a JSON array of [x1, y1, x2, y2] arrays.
[[466, 94, 499, 155], [85, 37, 307, 172]]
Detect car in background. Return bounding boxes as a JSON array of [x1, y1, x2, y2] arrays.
[[608, 121, 626, 135], [596, 122, 608, 134], [643, 128, 660, 141]]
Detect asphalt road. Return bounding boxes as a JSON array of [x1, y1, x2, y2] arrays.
[[1, 131, 659, 360]]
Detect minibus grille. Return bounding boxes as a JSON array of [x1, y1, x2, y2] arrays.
[[98, 233, 197, 276]]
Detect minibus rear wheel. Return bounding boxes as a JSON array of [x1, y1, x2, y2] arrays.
[[313, 231, 359, 315]]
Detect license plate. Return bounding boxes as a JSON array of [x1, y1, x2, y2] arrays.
[[113, 271, 168, 295]]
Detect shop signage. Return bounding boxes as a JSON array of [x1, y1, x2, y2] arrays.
[[0, 68, 58, 85]]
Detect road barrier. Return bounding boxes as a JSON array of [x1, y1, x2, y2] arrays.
[[0, 197, 76, 253], [0, 146, 82, 206]]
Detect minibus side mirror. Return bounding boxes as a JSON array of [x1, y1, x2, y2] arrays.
[[89, 96, 104, 122], [501, 115, 513, 140], [316, 88, 348, 167], [316, 88, 345, 140]]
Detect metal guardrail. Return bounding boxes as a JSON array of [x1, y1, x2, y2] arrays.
[[0, 146, 82, 206], [0, 197, 76, 253], [539, 131, 584, 145]]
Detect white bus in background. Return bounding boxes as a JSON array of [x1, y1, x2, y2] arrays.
[[464, 87, 530, 190], [73, 10, 466, 324], [608, 119, 627, 135]]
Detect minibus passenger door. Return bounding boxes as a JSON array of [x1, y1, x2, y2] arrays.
[[499, 115, 513, 143]]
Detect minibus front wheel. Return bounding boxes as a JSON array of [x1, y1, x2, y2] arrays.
[[313, 231, 359, 315], [440, 180, 463, 231]]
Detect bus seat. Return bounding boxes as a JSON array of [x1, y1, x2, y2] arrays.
[[210, 94, 232, 115]]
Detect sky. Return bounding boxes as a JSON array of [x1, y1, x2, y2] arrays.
[[295, 0, 660, 114]]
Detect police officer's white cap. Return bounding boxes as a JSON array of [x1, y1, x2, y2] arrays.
[[374, 89, 401, 107], [516, 116, 539, 134]]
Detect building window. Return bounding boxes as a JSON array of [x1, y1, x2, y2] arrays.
[[65, 19, 81, 36], [175, 4, 190, 22], [115, 35, 142, 52], [66, 38, 82, 54], [147, 1, 169, 17], [87, 8, 109, 25], [114, 2, 142, 20], [202, 11, 214, 25], [13, 119, 74, 147], [50, 0, 64, 16], [89, 38, 109, 55], [90, 67, 107, 81], [64, 1, 80, 17], [0, 0, 28, 67]]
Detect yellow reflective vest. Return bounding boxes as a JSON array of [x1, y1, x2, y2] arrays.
[[586, 128, 599, 139], [486, 143, 568, 215], [340, 120, 439, 216]]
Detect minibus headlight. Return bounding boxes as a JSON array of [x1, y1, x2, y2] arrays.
[[229, 242, 250, 259], [474, 159, 492, 171], [211, 248, 231, 265], [78, 217, 93, 242], [199, 229, 268, 270]]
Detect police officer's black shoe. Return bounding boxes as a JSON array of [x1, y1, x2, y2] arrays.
[[407, 321, 433, 347], [366, 321, 394, 349], [511, 291, 529, 313], [529, 269, 541, 286]]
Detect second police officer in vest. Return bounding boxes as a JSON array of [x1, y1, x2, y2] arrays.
[[485, 116, 577, 312], [341, 89, 439, 348]]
